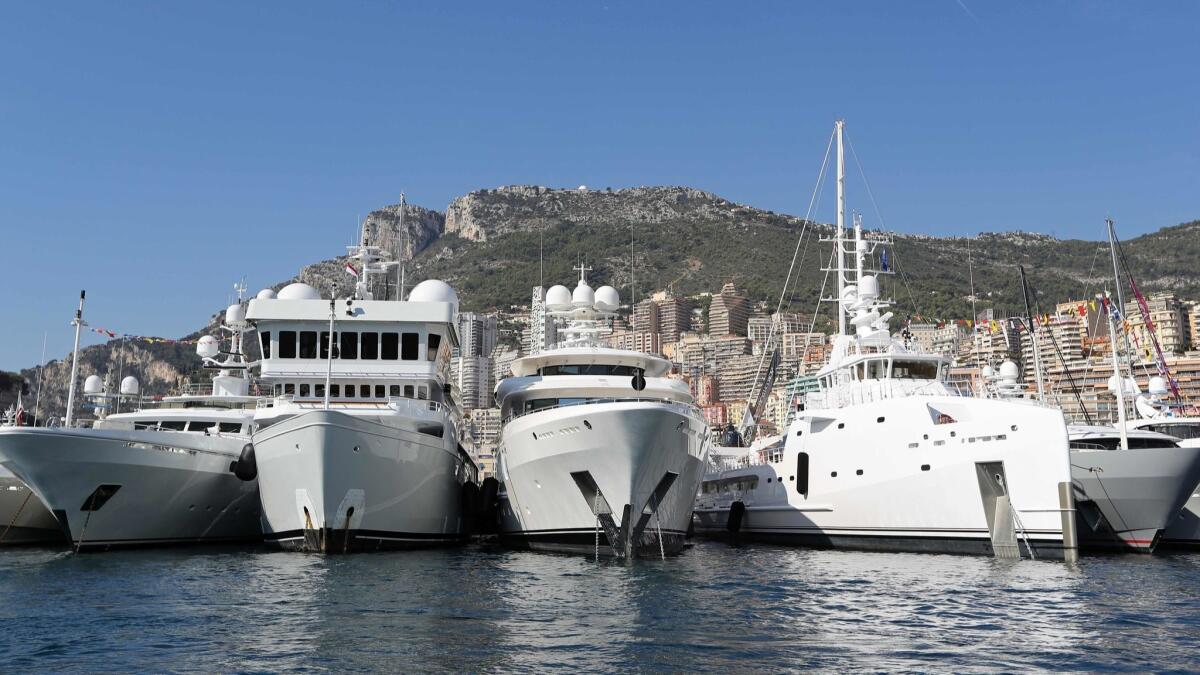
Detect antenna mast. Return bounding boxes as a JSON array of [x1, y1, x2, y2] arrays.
[[398, 192, 407, 301], [65, 290, 87, 427], [835, 119, 847, 337]]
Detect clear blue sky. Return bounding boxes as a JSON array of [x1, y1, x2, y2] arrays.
[[2, 2, 1197, 370]]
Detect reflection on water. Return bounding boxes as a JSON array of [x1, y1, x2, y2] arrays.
[[1, 542, 1199, 671]]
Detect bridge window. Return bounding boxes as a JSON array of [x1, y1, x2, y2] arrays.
[[315, 384, 325, 398], [298, 331, 317, 359], [278, 331, 297, 359], [540, 364, 638, 376], [219, 423, 242, 433], [427, 334, 441, 361], [404, 385, 415, 398], [330, 384, 340, 397], [375, 385, 385, 398], [381, 333, 399, 360], [344, 385, 355, 398], [360, 385, 371, 398], [360, 332, 378, 360], [390, 385, 401, 397], [299, 384, 310, 398], [320, 332, 333, 359], [160, 421, 187, 431], [401, 332, 419, 360], [283, 383, 294, 395], [260, 331, 271, 358], [892, 360, 939, 379], [340, 332, 358, 360]]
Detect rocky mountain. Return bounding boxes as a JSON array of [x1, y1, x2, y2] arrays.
[[14, 184, 1200, 421]]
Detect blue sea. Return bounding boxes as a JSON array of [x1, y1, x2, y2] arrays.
[[2, 541, 1199, 672]]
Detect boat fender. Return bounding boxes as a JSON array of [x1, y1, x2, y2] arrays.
[[727, 500, 746, 533], [231, 443, 257, 482], [478, 476, 499, 517], [632, 368, 647, 392], [461, 481, 479, 533]]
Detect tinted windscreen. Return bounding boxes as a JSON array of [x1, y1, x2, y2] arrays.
[[541, 364, 637, 376]]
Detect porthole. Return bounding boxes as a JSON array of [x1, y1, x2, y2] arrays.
[[789, 476, 794, 481], [796, 430, 803, 436], [583, 420, 592, 430], [831, 471, 838, 478], [908, 442, 919, 448], [876, 416, 885, 423], [921, 464, 930, 471], [1011, 425, 1018, 431], [837, 422, 845, 429], [950, 431, 956, 437], [532, 432, 538, 440], [353, 445, 360, 453], [856, 469, 863, 476], [923, 434, 929, 440]]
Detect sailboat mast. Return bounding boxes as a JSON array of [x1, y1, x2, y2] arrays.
[[835, 119, 847, 337], [1018, 266, 1047, 402], [1104, 291, 1130, 449]]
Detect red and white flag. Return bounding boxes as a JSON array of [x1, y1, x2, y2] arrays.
[[345, 263, 359, 278], [15, 392, 25, 426]]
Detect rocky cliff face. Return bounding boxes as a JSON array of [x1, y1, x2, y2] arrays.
[[443, 185, 803, 242], [362, 201, 445, 259]]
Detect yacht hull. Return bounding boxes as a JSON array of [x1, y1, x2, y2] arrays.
[[1070, 446, 1200, 553], [498, 401, 709, 558], [0, 468, 64, 546], [253, 410, 472, 552], [694, 397, 1075, 559], [0, 427, 261, 551]]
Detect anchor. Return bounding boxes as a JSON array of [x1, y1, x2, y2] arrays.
[[571, 470, 679, 559]]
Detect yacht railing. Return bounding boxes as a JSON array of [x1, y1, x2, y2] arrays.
[[503, 396, 690, 424], [807, 378, 973, 410]]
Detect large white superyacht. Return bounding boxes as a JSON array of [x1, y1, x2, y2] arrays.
[[0, 296, 262, 551], [1124, 378, 1200, 547], [693, 121, 1078, 559], [495, 266, 710, 558], [242, 241, 477, 552]]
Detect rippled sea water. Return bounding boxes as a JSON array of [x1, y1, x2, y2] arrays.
[[2, 541, 1199, 672]]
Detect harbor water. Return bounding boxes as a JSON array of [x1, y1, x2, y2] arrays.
[[2, 541, 1199, 672]]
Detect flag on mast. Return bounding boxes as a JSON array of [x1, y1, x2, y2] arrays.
[[345, 263, 359, 278]]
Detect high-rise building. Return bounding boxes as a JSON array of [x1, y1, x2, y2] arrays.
[[655, 295, 691, 342], [492, 347, 520, 387], [458, 312, 498, 359], [456, 356, 495, 410], [1124, 292, 1188, 355], [708, 282, 749, 336], [632, 298, 660, 334], [604, 330, 663, 355], [526, 286, 557, 354]]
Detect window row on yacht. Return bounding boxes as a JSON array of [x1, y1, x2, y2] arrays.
[[537, 364, 640, 376], [1136, 423, 1200, 440], [701, 476, 760, 494], [271, 381, 430, 401], [260, 330, 441, 362], [818, 358, 942, 388], [130, 420, 247, 433], [520, 396, 673, 414]]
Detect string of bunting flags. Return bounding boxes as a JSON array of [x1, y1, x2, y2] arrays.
[[89, 327, 203, 345], [905, 297, 1138, 337]]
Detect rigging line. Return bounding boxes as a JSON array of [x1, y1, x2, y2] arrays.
[[846, 134, 888, 232], [742, 126, 836, 423], [1026, 278, 1094, 425], [1113, 235, 1176, 391], [967, 237, 980, 369], [889, 244, 923, 317]]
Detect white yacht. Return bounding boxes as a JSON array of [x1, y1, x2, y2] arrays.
[[693, 121, 1078, 559], [495, 267, 710, 558], [243, 241, 476, 553], [0, 300, 261, 551], [1125, 379, 1200, 548]]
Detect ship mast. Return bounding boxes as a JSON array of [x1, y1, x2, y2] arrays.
[[835, 119, 847, 337], [65, 290, 86, 427]]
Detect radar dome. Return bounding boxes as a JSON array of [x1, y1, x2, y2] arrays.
[[277, 283, 321, 300], [408, 279, 459, 306], [120, 376, 140, 396], [1149, 376, 1169, 396], [196, 335, 219, 359], [225, 303, 247, 326], [859, 275, 879, 299], [999, 360, 1020, 381], [1107, 375, 1138, 395], [572, 282, 595, 308], [256, 288, 277, 300], [594, 285, 620, 311], [546, 285, 572, 310], [83, 375, 104, 395], [981, 365, 994, 378]]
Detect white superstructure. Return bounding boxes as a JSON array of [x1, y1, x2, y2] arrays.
[[0, 294, 261, 551], [496, 266, 710, 558], [693, 121, 1078, 559], [244, 240, 477, 553]]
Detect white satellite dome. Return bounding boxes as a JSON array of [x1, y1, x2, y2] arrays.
[[120, 376, 140, 396], [1149, 376, 1169, 396], [980, 365, 994, 379], [858, 275, 879, 299], [1107, 374, 1138, 395], [256, 288, 277, 300], [277, 283, 321, 300], [545, 285, 572, 311], [408, 279, 459, 306], [83, 375, 104, 395], [594, 285, 620, 311], [999, 360, 1020, 382], [225, 303, 247, 326], [196, 335, 219, 359], [572, 281, 595, 308]]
